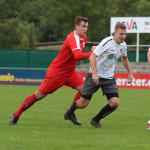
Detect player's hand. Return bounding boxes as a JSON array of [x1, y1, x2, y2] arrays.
[[128, 73, 133, 83], [91, 46, 97, 52], [92, 73, 99, 85]]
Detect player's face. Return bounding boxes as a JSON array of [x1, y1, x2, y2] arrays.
[[75, 21, 88, 38], [114, 28, 127, 44]]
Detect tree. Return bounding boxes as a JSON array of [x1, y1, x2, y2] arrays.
[[0, 0, 150, 49]]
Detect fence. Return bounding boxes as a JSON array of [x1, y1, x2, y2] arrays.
[[0, 49, 148, 69]]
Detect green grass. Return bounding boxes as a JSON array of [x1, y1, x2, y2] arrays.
[[0, 84, 150, 150]]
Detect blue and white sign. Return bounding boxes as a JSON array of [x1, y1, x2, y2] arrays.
[[0, 68, 46, 85]]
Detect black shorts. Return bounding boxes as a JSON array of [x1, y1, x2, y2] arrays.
[[81, 73, 119, 100]]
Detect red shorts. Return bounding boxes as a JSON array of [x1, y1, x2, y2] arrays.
[[38, 70, 84, 94]]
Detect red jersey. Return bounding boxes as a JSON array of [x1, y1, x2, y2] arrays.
[[48, 31, 90, 75]]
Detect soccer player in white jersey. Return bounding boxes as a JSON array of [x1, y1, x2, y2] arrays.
[[64, 23, 133, 128], [147, 47, 150, 64]]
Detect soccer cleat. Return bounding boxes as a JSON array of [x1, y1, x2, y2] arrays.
[[90, 118, 102, 128], [64, 111, 82, 125], [72, 113, 82, 125], [9, 114, 19, 125]]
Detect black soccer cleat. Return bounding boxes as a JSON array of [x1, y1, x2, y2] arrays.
[[64, 111, 82, 125], [9, 114, 19, 125], [72, 113, 82, 125], [90, 118, 102, 128]]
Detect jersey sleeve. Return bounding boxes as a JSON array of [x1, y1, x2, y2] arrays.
[[72, 50, 92, 60], [93, 41, 107, 56]]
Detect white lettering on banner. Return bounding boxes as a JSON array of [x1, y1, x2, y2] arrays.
[[116, 78, 150, 87], [116, 78, 121, 86], [77, 72, 150, 89]]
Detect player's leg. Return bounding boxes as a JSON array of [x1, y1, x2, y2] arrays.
[[64, 96, 90, 125], [72, 84, 83, 107], [9, 74, 64, 125], [66, 71, 85, 104], [64, 88, 88, 125], [90, 78, 119, 128], [65, 84, 83, 124], [69, 91, 82, 123], [64, 71, 85, 125], [9, 91, 46, 125], [71, 88, 82, 111], [15, 91, 46, 117], [64, 73, 99, 125], [91, 95, 119, 128]]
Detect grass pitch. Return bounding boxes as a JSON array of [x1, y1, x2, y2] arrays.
[[0, 84, 150, 150]]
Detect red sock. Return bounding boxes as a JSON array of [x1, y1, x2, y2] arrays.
[[72, 92, 81, 105], [14, 93, 37, 117], [71, 92, 81, 115]]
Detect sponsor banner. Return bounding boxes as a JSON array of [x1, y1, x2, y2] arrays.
[[0, 69, 150, 89], [0, 69, 46, 85], [79, 72, 150, 89], [111, 17, 150, 33], [115, 73, 150, 89]]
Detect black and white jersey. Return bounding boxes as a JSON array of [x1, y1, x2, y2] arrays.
[[90, 36, 127, 79]]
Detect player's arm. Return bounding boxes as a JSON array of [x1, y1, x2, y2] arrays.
[[72, 49, 92, 60], [121, 56, 133, 83], [89, 52, 99, 85], [147, 49, 150, 64], [72, 46, 96, 60]]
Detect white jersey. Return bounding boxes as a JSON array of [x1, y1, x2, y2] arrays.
[[90, 36, 127, 79]]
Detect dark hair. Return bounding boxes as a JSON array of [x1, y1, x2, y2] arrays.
[[115, 23, 126, 31], [74, 17, 88, 25]]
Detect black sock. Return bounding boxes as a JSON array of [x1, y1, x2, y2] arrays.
[[93, 104, 115, 122], [67, 101, 77, 114]]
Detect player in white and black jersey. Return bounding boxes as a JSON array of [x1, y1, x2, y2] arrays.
[[64, 23, 133, 128]]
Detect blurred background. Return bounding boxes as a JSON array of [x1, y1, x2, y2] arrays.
[[0, 0, 150, 49], [0, 0, 150, 83]]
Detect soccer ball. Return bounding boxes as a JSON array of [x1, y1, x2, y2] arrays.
[[147, 120, 150, 131]]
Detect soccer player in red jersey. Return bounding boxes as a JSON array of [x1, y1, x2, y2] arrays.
[[9, 16, 93, 125]]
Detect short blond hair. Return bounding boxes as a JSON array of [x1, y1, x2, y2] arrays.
[[115, 23, 126, 31]]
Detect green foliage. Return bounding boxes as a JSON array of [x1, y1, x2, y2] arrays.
[[0, 0, 149, 49], [136, 0, 150, 16], [0, 18, 36, 49], [0, 19, 19, 48]]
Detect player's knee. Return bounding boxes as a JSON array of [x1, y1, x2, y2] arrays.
[[35, 91, 46, 100], [109, 98, 119, 109], [77, 102, 88, 108], [81, 102, 89, 108], [112, 100, 119, 109], [76, 98, 89, 109]]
